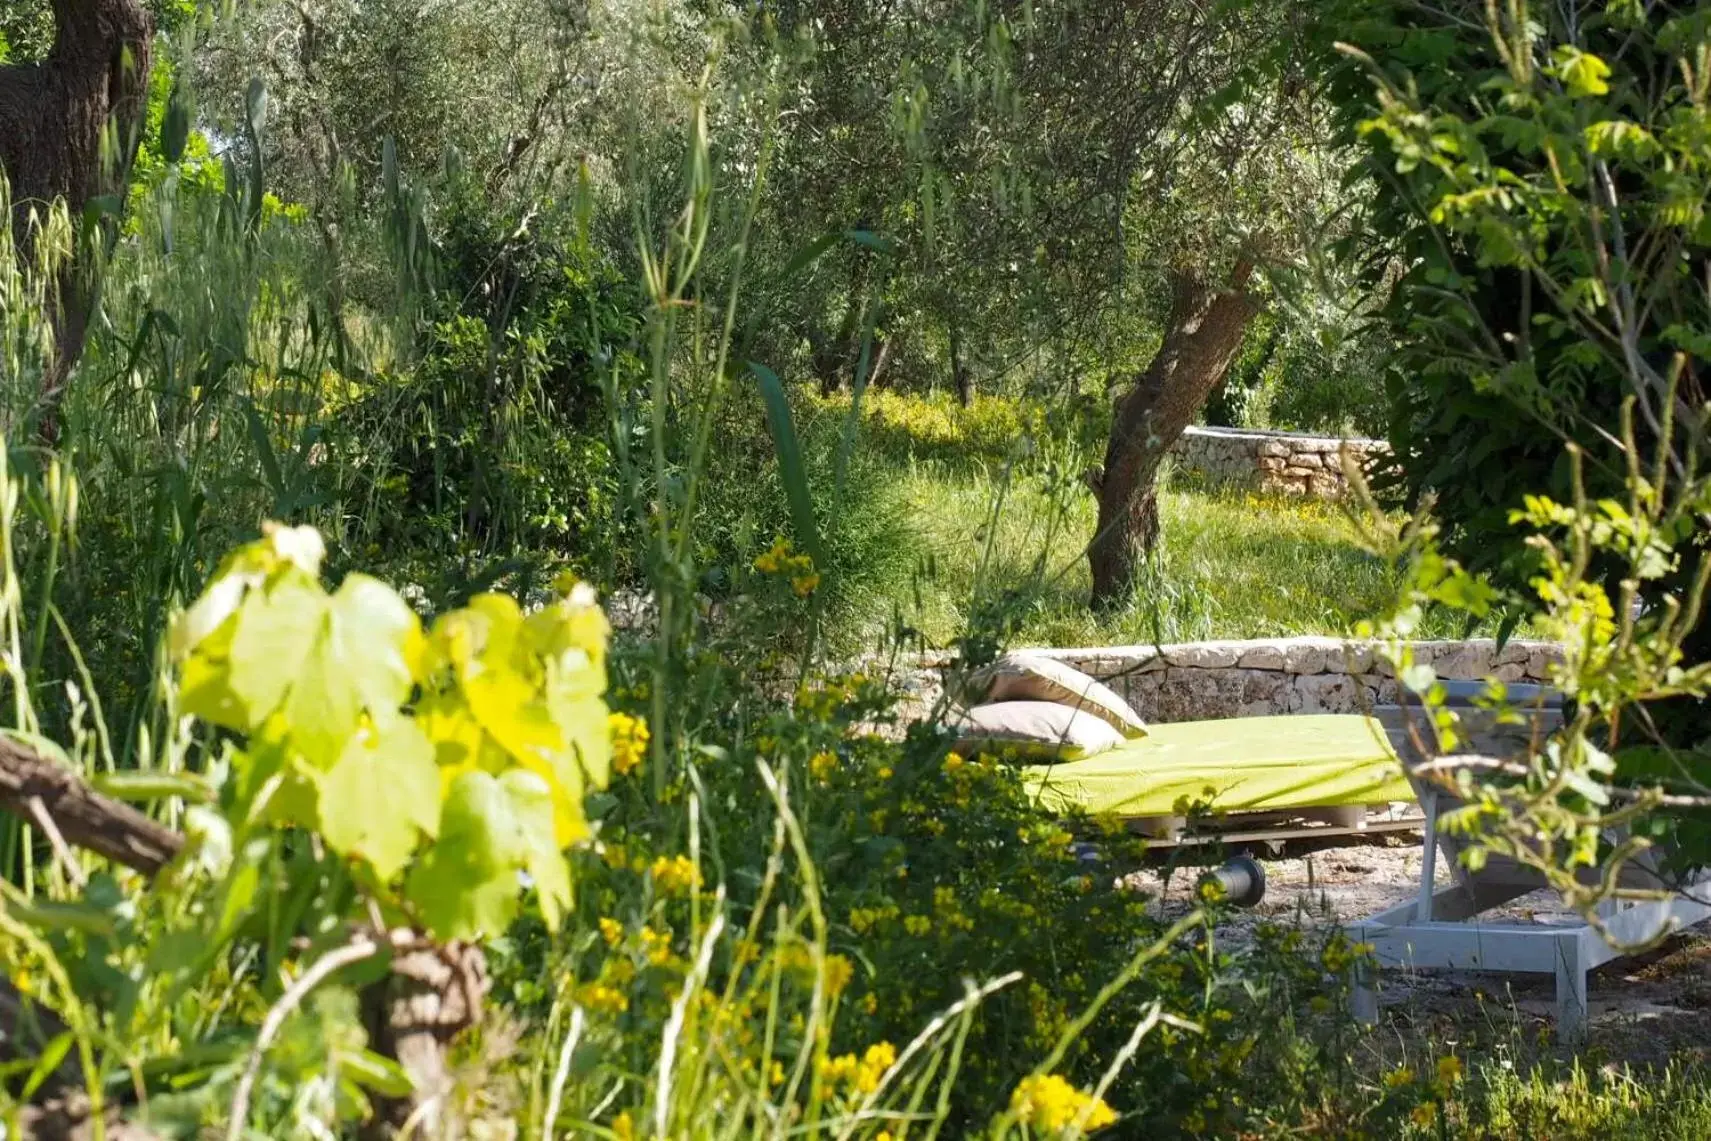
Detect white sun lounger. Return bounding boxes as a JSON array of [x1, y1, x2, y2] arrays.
[[1353, 683, 1711, 1042]]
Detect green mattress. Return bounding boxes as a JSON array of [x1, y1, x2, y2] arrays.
[[1022, 713, 1410, 819]]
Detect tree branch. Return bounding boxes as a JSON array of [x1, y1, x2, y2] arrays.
[[0, 738, 184, 877]]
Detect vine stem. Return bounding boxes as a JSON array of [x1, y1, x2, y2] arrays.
[[225, 934, 383, 1141]]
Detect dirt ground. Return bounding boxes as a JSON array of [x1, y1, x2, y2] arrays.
[[1122, 833, 1711, 1069]]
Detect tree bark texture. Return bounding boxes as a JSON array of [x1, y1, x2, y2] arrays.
[[0, 0, 154, 432], [949, 321, 971, 407], [1088, 264, 1260, 610], [0, 737, 184, 876]]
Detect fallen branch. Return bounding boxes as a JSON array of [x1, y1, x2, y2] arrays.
[[0, 738, 184, 877]]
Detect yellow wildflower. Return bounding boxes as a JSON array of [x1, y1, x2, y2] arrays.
[[641, 926, 676, 967], [599, 917, 624, 947], [877, 765, 893, 781], [651, 854, 702, 896], [826, 954, 854, 996], [818, 1053, 858, 1086], [944, 751, 965, 773], [609, 712, 650, 776], [904, 915, 931, 936], [810, 750, 837, 782], [855, 1042, 896, 1094], [1436, 1055, 1463, 1085], [1410, 1103, 1437, 1128], [613, 1110, 634, 1141], [791, 571, 820, 597], [1383, 1066, 1415, 1089], [576, 982, 629, 1015], [1010, 1073, 1117, 1133], [860, 992, 878, 1015], [769, 1060, 784, 1087]]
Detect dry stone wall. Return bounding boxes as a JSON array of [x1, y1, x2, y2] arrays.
[[1170, 426, 1388, 498], [908, 637, 1562, 725]]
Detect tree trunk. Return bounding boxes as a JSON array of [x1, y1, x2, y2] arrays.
[[0, 0, 154, 437], [949, 321, 971, 406], [1088, 263, 1259, 610]]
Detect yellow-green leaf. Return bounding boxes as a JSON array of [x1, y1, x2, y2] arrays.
[[405, 769, 525, 941], [319, 720, 441, 881], [227, 572, 326, 729], [500, 769, 572, 928], [329, 573, 426, 715], [1554, 47, 1610, 97]]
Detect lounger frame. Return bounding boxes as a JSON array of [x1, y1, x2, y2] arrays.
[[1351, 688, 1711, 1043]]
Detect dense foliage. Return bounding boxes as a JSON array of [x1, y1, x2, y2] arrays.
[[1333, 1, 1711, 857], [5, 0, 1711, 1138]]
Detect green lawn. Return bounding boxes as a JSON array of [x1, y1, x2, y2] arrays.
[[890, 463, 1489, 648]]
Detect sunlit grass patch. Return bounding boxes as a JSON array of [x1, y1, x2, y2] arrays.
[[887, 462, 1504, 649]]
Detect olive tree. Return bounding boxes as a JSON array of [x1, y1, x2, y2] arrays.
[[0, 0, 155, 431]]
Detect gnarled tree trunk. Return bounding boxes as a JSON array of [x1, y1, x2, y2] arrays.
[[1088, 262, 1259, 609], [0, 0, 154, 437]]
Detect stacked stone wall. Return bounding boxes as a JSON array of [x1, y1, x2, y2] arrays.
[[903, 637, 1562, 724], [1170, 425, 1388, 498]]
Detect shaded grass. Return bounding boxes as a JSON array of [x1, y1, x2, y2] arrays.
[[888, 462, 1503, 649]]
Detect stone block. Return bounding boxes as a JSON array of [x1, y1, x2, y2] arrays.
[[1151, 668, 1246, 722], [1167, 642, 1240, 669], [1237, 643, 1287, 670], [1293, 672, 1363, 713], [1281, 638, 1335, 674], [1495, 639, 1531, 666], [1239, 669, 1290, 714], [1289, 452, 1324, 469], [1527, 643, 1563, 679], [1432, 641, 1493, 680]]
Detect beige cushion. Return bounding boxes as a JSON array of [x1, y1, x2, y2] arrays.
[[951, 701, 1125, 760], [972, 652, 1146, 738]]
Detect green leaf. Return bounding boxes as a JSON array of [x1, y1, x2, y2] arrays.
[[501, 769, 572, 928], [318, 720, 441, 881], [283, 613, 363, 769], [91, 770, 215, 804], [241, 398, 284, 499], [1401, 663, 1438, 695], [227, 572, 325, 729], [328, 573, 424, 716], [20, 1032, 73, 1101], [1553, 47, 1611, 97], [341, 1050, 415, 1098], [750, 362, 824, 569], [161, 81, 191, 166], [405, 770, 525, 941]]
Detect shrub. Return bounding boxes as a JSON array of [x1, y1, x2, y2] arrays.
[[808, 388, 1103, 471], [498, 660, 1377, 1137]]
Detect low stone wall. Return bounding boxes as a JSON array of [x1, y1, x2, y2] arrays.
[[1170, 426, 1388, 498], [911, 636, 1563, 724]]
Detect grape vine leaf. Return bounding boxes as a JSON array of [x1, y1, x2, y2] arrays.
[[405, 769, 526, 941], [500, 769, 572, 928], [318, 720, 441, 881]]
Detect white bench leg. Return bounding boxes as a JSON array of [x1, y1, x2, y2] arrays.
[[1555, 932, 1588, 1045], [1351, 979, 1378, 1026]]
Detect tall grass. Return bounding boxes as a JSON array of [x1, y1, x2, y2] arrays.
[[881, 461, 1518, 649]]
